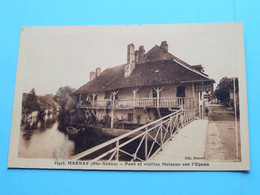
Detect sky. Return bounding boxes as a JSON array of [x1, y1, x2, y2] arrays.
[[17, 23, 245, 95]]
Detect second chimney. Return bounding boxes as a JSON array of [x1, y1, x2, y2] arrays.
[[160, 41, 168, 53], [96, 67, 101, 77], [137, 45, 145, 63], [90, 71, 96, 81]]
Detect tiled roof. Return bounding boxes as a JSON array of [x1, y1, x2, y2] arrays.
[[74, 59, 214, 95]]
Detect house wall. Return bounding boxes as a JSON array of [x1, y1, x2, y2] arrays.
[[194, 90, 200, 113], [136, 87, 152, 98], [113, 109, 155, 124], [117, 88, 132, 99], [87, 82, 206, 125], [116, 87, 153, 99], [160, 84, 193, 98], [115, 84, 196, 99], [160, 85, 176, 97], [97, 92, 106, 100], [96, 109, 106, 121], [86, 83, 197, 101], [95, 108, 156, 125]]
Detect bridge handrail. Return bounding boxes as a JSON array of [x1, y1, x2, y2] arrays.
[[70, 109, 195, 161]]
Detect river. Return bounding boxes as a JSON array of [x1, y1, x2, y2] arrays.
[[18, 116, 114, 159], [18, 114, 157, 160]]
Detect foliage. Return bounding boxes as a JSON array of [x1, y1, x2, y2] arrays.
[[56, 86, 76, 110], [37, 94, 59, 110], [23, 88, 40, 115], [56, 86, 77, 130], [215, 77, 238, 103]]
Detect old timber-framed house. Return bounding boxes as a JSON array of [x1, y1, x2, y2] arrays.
[[74, 41, 214, 129]]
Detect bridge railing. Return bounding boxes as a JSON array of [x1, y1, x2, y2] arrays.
[[70, 109, 196, 162]]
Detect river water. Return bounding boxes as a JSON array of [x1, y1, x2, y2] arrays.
[[18, 115, 113, 159], [19, 121, 74, 159], [18, 114, 157, 160]]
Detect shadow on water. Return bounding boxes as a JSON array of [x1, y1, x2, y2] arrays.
[[72, 129, 115, 156], [56, 109, 118, 157], [20, 109, 165, 161], [56, 109, 166, 161], [77, 126, 168, 161], [77, 135, 162, 161]]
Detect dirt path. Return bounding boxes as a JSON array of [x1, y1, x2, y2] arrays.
[[204, 104, 241, 161]]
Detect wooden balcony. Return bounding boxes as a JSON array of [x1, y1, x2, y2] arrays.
[[79, 97, 194, 110]]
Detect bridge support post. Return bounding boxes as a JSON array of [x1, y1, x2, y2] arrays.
[[169, 116, 173, 139], [181, 108, 184, 128], [115, 140, 119, 161], [145, 127, 148, 160], [160, 121, 163, 151]]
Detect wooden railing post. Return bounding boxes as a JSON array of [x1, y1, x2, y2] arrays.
[[160, 120, 163, 150], [181, 109, 184, 128], [145, 127, 148, 160], [169, 116, 173, 138], [115, 140, 119, 161]]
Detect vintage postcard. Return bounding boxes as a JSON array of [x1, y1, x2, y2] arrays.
[[8, 23, 250, 170]]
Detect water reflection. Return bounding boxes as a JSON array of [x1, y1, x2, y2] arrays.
[[18, 114, 116, 159], [18, 112, 152, 160]]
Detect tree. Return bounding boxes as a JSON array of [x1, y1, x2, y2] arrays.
[[23, 88, 40, 115], [56, 86, 76, 110], [56, 86, 77, 130], [215, 77, 238, 103]]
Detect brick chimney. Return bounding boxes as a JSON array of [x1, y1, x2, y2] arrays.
[[96, 67, 101, 77], [160, 41, 168, 53], [137, 45, 145, 63], [124, 43, 136, 77], [90, 71, 96, 81]]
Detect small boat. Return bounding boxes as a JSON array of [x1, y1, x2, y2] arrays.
[[66, 126, 81, 139]]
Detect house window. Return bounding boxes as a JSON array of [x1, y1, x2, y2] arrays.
[[177, 86, 185, 97], [114, 93, 118, 100], [152, 89, 157, 98], [105, 91, 110, 99], [128, 113, 133, 122], [137, 115, 141, 124]]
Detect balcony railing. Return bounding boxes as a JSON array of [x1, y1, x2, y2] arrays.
[[79, 97, 194, 110]]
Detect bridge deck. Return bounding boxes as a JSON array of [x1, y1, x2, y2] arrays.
[[149, 119, 208, 162]]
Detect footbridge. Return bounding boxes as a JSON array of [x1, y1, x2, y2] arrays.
[[70, 109, 196, 162]]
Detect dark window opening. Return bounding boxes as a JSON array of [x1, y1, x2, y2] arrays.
[[137, 115, 141, 124], [152, 89, 157, 98], [105, 91, 110, 99], [128, 113, 133, 122], [177, 86, 185, 97], [114, 93, 119, 100]]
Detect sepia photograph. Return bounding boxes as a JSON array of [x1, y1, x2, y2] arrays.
[[8, 23, 250, 170]]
